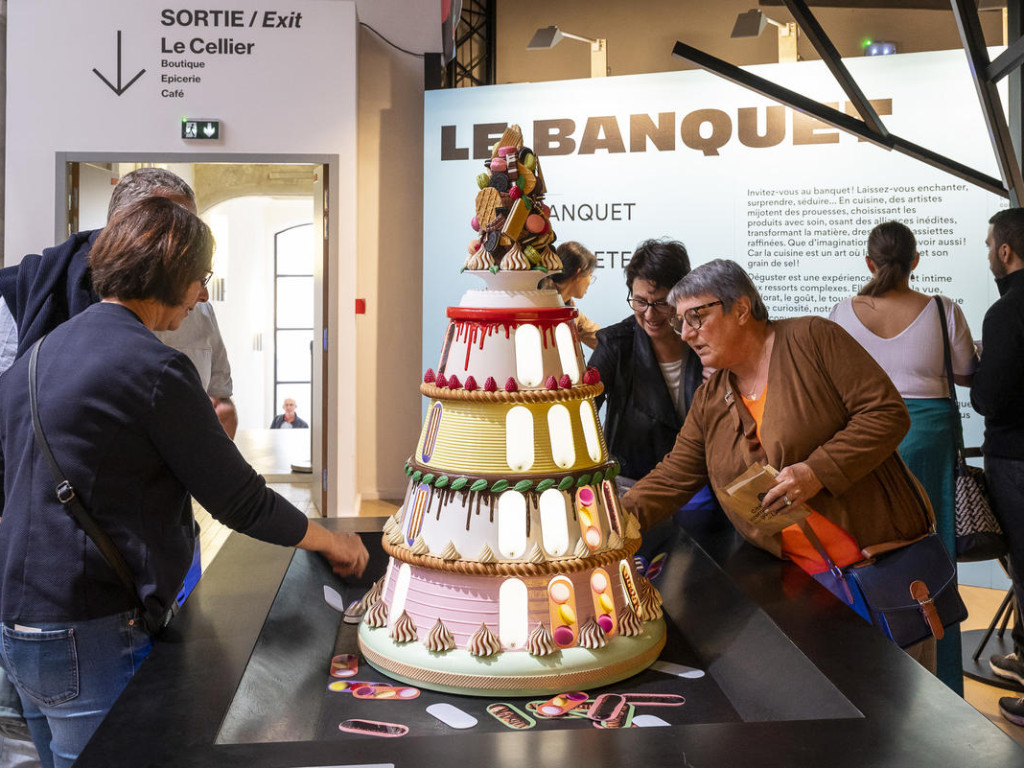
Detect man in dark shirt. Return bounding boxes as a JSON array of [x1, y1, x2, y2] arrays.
[[972, 207, 1024, 726], [270, 398, 309, 429]]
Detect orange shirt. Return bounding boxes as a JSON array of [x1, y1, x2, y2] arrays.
[[741, 389, 862, 575]]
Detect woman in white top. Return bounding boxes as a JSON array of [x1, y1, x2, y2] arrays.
[[829, 220, 977, 696]]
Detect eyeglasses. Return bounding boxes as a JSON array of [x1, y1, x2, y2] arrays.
[[673, 300, 724, 332], [627, 296, 674, 315], [200, 271, 213, 288]]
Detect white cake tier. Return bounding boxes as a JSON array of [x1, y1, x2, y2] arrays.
[[436, 305, 587, 392], [388, 471, 632, 565], [415, 394, 608, 475], [461, 269, 562, 299]]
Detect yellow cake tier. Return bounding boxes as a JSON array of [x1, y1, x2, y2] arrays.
[[416, 396, 609, 474]]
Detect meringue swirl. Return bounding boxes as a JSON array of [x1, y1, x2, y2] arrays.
[[540, 246, 562, 271], [606, 530, 623, 551], [357, 576, 384, 612], [525, 542, 545, 564], [424, 618, 455, 652], [577, 617, 607, 649], [617, 605, 642, 636], [389, 610, 418, 643], [467, 623, 501, 657], [365, 599, 389, 628], [439, 540, 461, 561], [411, 535, 430, 555], [639, 578, 663, 620], [573, 537, 590, 559], [501, 243, 530, 271], [525, 622, 557, 656], [464, 245, 495, 271]]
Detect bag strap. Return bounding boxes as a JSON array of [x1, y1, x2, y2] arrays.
[[933, 295, 966, 458], [797, 517, 855, 604], [28, 337, 148, 621]]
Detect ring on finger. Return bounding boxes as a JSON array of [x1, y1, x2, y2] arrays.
[[783, 496, 793, 506]]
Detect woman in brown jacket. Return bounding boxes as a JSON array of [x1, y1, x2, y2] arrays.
[[622, 259, 934, 593]]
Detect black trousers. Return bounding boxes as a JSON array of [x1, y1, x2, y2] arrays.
[[986, 455, 1024, 654]]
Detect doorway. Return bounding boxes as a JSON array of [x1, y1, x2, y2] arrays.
[[60, 155, 336, 515]]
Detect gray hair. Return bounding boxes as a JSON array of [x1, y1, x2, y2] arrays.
[[107, 168, 196, 220], [668, 258, 769, 322]]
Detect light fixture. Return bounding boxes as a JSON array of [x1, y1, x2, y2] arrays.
[[730, 9, 798, 64], [864, 40, 897, 57], [527, 25, 607, 78]]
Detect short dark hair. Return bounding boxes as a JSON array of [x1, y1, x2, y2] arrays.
[[548, 241, 597, 285], [669, 258, 769, 322], [107, 168, 196, 221], [91, 197, 214, 306], [625, 238, 691, 293], [989, 207, 1024, 261], [860, 221, 916, 298]]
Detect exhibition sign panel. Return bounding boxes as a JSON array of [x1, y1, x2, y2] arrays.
[[424, 50, 1006, 448]]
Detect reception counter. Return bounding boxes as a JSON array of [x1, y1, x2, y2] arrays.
[[76, 517, 1024, 767]]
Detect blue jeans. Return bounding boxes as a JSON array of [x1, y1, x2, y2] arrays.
[[0, 612, 152, 768], [986, 455, 1024, 656]]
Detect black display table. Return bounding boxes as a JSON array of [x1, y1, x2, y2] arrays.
[[76, 517, 1024, 767]]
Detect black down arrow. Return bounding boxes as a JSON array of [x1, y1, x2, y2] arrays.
[[93, 30, 146, 96]]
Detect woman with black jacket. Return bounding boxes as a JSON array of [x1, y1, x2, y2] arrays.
[[589, 239, 704, 482]]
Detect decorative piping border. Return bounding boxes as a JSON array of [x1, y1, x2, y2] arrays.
[[381, 535, 641, 575], [420, 381, 603, 403], [402, 461, 620, 493]]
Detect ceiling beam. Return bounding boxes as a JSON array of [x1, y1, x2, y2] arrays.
[[950, 0, 1024, 203], [671, 40, 1008, 197], [780, 0, 890, 136]]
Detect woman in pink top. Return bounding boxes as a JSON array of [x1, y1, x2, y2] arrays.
[[830, 220, 977, 695]]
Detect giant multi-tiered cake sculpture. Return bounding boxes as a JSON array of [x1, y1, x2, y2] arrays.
[[358, 125, 666, 696]]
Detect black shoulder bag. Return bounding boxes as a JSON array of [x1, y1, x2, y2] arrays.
[[28, 337, 169, 634]]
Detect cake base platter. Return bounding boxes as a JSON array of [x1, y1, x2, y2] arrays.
[[358, 618, 666, 697]]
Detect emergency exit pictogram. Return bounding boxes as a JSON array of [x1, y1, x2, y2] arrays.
[[181, 119, 221, 140]]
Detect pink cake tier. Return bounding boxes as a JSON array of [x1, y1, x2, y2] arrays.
[[357, 527, 666, 695]]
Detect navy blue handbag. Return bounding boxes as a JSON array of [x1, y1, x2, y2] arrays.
[[843, 533, 968, 648]]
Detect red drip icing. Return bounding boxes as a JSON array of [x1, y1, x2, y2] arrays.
[[541, 322, 556, 351], [447, 307, 576, 371]]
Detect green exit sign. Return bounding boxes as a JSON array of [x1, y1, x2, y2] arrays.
[[181, 119, 221, 140]]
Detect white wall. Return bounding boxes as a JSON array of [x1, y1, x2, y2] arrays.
[[354, 3, 437, 502], [77, 164, 117, 230], [6, 0, 359, 512], [202, 196, 313, 430]]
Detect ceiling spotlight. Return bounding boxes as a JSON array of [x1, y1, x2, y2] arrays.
[[730, 9, 798, 64], [527, 25, 608, 78]]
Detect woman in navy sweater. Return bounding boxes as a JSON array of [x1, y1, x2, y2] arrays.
[[0, 198, 368, 768]]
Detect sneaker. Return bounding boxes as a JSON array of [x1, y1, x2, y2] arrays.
[[990, 652, 1024, 686], [999, 696, 1024, 727]]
